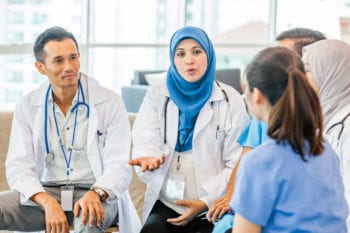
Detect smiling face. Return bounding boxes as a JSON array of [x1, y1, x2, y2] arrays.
[[35, 38, 80, 93], [173, 38, 208, 82]]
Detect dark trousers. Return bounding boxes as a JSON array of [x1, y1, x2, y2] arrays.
[[140, 200, 213, 233]]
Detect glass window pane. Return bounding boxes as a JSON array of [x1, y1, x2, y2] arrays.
[[0, 0, 85, 44], [90, 0, 182, 43], [276, 0, 342, 39], [87, 47, 169, 93], [0, 54, 43, 110], [184, 0, 270, 71], [186, 0, 270, 44]]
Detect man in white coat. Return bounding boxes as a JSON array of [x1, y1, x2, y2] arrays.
[[0, 26, 140, 233]]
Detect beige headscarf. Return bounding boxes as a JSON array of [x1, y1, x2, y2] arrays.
[[303, 39, 350, 126]]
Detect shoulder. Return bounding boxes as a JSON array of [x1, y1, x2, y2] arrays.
[[325, 105, 350, 149], [142, 83, 169, 105], [326, 103, 350, 131], [83, 74, 122, 105], [146, 83, 169, 97], [214, 81, 242, 99], [241, 140, 293, 170], [15, 81, 48, 112]]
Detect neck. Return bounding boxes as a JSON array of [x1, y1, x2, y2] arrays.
[[52, 85, 79, 116], [260, 99, 272, 122]]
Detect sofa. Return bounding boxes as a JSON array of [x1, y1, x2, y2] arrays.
[[121, 68, 242, 113], [121, 70, 166, 113], [0, 111, 146, 232]]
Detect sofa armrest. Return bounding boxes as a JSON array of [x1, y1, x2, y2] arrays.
[[0, 111, 13, 191]]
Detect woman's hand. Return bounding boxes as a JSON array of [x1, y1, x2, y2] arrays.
[[129, 155, 165, 172], [206, 195, 231, 222], [167, 199, 207, 226]]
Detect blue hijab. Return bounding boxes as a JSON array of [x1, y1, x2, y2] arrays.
[[166, 26, 216, 151]]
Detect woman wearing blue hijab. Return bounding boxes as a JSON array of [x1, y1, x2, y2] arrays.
[[129, 26, 249, 233]]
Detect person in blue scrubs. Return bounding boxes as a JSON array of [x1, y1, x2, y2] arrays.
[[230, 46, 348, 233], [208, 27, 327, 233]]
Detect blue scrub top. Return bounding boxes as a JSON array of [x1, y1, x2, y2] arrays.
[[238, 117, 268, 148], [230, 139, 348, 233]]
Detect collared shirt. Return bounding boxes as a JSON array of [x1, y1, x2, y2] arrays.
[[42, 80, 95, 185]]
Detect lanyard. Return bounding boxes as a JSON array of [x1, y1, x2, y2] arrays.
[[44, 79, 88, 179], [52, 86, 80, 178]]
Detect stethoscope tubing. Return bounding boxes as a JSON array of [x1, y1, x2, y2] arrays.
[[326, 112, 350, 141], [163, 81, 230, 145], [44, 78, 89, 167]]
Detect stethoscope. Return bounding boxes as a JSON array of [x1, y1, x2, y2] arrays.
[[162, 81, 232, 154], [325, 112, 350, 146], [44, 78, 89, 177]]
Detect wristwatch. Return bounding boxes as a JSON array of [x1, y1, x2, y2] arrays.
[[91, 187, 107, 202]]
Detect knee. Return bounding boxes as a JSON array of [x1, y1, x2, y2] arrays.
[[73, 221, 105, 233]]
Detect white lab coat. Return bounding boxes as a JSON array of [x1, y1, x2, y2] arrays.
[[132, 82, 250, 223], [6, 73, 141, 233], [325, 102, 350, 232]]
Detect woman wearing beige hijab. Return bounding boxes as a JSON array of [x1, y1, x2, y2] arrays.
[[303, 39, 350, 231]]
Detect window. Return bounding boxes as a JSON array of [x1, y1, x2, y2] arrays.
[[1, 0, 349, 111], [6, 0, 25, 4], [6, 11, 25, 24], [5, 70, 22, 83], [276, 0, 341, 38], [30, 12, 48, 24]]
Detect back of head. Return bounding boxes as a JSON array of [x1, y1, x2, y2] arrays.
[[276, 27, 326, 56], [34, 26, 79, 63], [246, 47, 324, 159]]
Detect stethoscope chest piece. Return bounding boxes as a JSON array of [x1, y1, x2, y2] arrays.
[[46, 152, 55, 164]]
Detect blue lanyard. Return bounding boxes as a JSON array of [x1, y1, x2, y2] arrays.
[[44, 79, 89, 177]]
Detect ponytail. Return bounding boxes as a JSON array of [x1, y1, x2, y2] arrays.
[[268, 67, 324, 160], [246, 47, 324, 160]]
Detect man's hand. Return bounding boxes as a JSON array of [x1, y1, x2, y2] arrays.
[[73, 190, 104, 227], [31, 192, 70, 233], [129, 155, 166, 172], [167, 199, 207, 226], [206, 195, 231, 222]]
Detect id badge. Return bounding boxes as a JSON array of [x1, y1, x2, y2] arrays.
[[60, 185, 74, 211], [165, 172, 185, 202]]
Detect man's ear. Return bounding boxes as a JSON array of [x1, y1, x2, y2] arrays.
[[35, 61, 46, 75], [252, 87, 264, 104]]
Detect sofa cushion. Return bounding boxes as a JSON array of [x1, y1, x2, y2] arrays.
[[132, 70, 167, 85], [144, 72, 167, 86]]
